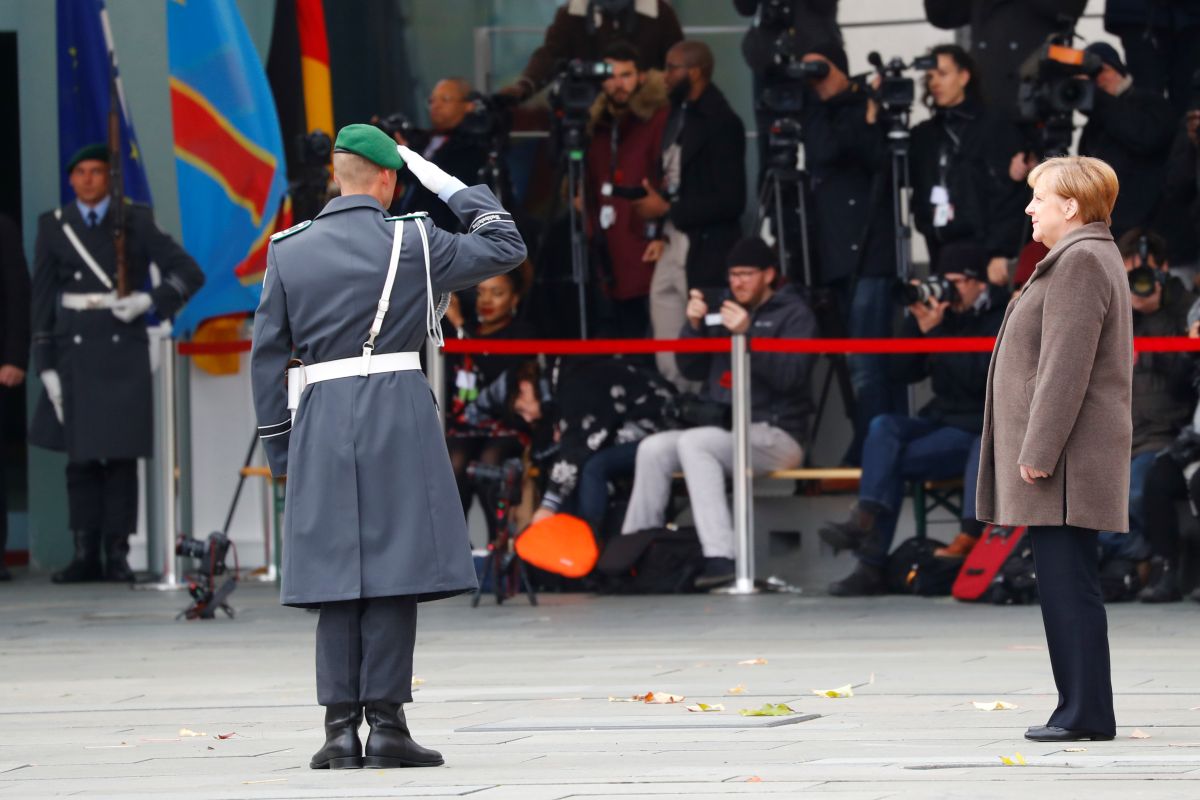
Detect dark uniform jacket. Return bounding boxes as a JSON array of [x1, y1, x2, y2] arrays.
[[1131, 275, 1196, 456], [801, 83, 896, 284], [29, 201, 204, 460], [676, 286, 819, 448], [890, 284, 1009, 434], [1078, 85, 1176, 238], [667, 83, 747, 289], [910, 97, 1026, 266], [517, 0, 682, 95], [251, 185, 526, 607], [925, 0, 1088, 121], [0, 214, 30, 372]]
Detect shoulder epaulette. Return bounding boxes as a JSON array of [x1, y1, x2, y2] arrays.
[[383, 212, 429, 222], [270, 219, 313, 242]]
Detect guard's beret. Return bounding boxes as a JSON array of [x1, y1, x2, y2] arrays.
[[67, 143, 109, 172], [333, 124, 405, 170]]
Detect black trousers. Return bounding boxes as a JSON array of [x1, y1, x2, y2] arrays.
[[1141, 455, 1200, 561], [316, 596, 417, 706], [66, 459, 138, 533], [1029, 525, 1116, 735]]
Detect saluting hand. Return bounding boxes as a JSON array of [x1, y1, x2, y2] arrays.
[[1019, 464, 1050, 484]]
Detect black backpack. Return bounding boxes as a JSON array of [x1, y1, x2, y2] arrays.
[[885, 537, 958, 596], [595, 526, 705, 594], [988, 539, 1039, 605]]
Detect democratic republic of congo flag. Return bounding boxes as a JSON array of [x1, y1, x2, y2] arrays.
[[56, 0, 152, 206], [168, 0, 287, 336]]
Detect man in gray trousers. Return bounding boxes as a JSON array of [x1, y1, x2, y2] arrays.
[[251, 124, 525, 770]]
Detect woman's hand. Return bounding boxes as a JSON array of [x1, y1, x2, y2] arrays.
[[1019, 464, 1050, 484]]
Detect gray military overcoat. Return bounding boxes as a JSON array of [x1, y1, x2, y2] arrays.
[[251, 186, 525, 607], [977, 222, 1133, 532]]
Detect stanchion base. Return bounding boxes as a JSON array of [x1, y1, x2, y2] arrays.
[[131, 579, 187, 592], [712, 579, 761, 596]]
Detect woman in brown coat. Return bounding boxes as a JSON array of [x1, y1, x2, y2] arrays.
[[978, 156, 1131, 743]]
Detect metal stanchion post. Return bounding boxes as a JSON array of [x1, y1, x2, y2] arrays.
[[137, 335, 184, 591], [427, 336, 445, 432], [727, 332, 758, 595]]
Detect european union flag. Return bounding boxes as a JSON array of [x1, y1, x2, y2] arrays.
[[56, 0, 152, 206]]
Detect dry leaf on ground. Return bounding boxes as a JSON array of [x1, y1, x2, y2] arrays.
[[739, 703, 795, 717], [686, 703, 725, 712], [1064, 747, 1087, 753], [813, 684, 854, 698], [728, 683, 748, 695], [178, 728, 206, 737], [640, 692, 685, 704], [999, 752, 1027, 766], [411, 677, 426, 686], [738, 658, 768, 666], [1130, 728, 1151, 739], [972, 701, 1018, 711], [215, 732, 237, 740], [747, 776, 763, 782]]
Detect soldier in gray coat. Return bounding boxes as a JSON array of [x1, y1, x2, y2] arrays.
[[250, 124, 525, 771]]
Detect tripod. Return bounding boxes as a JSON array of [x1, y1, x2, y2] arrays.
[[470, 480, 538, 607]]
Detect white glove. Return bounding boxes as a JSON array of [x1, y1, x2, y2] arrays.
[[41, 370, 64, 423], [111, 291, 153, 323], [398, 145, 466, 201]]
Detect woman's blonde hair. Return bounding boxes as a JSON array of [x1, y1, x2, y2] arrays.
[[1027, 156, 1119, 226]]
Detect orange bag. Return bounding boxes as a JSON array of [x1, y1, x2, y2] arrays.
[[514, 514, 599, 578]]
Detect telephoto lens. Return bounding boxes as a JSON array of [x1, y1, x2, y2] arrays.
[[1127, 266, 1161, 298]]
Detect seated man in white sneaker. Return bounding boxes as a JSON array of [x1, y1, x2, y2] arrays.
[[619, 237, 818, 589]]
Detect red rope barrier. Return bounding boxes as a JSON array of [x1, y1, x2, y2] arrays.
[[176, 335, 1200, 357]]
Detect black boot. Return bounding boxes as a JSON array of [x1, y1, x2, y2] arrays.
[[819, 502, 882, 553], [309, 703, 364, 769], [103, 533, 135, 583], [828, 561, 887, 597], [51, 531, 103, 583], [1137, 556, 1181, 603], [363, 702, 444, 768]]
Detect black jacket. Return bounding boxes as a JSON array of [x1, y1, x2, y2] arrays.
[[399, 130, 490, 232], [801, 83, 895, 284], [667, 84, 746, 288], [676, 286, 819, 447], [1163, 119, 1200, 264], [0, 214, 30, 371], [925, 0, 1088, 121], [1131, 274, 1196, 456], [1078, 84, 1175, 238], [1105, 0, 1200, 30], [910, 97, 1026, 265], [890, 284, 1009, 434], [735, 0, 840, 76]]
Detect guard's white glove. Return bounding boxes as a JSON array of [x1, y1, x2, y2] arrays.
[[41, 370, 64, 423], [398, 145, 466, 201], [111, 291, 153, 323]]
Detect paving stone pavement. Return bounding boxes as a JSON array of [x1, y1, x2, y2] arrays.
[[1, 579, 1198, 799]]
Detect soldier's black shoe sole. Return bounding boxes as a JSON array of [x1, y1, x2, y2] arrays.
[[309, 756, 363, 769], [363, 755, 444, 768]]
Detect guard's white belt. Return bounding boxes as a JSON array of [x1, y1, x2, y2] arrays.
[[287, 351, 421, 414], [61, 291, 118, 310]]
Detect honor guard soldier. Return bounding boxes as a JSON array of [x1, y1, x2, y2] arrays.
[[30, 143, 205, 583], [250, 125, 525, 770]]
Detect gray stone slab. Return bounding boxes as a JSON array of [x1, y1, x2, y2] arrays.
[[456, 712, 821, 731]]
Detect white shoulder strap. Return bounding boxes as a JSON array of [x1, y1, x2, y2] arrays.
[[360, 219, 405, 375], [414, 218, 444, 348], [53, 208, 114, 291]]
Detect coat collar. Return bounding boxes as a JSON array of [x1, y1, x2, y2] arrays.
[[1027, 222, 1114, 285], [315, 193, 387, 219]]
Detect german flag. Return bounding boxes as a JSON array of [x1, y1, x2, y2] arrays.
[[268, 0, 334, 179]]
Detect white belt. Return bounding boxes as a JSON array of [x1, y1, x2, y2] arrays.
[[287, 351, 421, 415], [62, 291, 118, 310]]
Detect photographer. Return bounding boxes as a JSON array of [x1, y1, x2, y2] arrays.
[[639, 40, 747, 391], [734, 0, 841, 183], [584, 41, 671, 338], [924, 0, 1087, 121], [1077, 44, 1175, 239], [1108, 228, 1196, 571], [819, 243, 1007, 596], [798, 43, 906, 463], [1105, 0, 1200, 119], [501, 0, 682, 103], [910, 45, 1025, 281], [1161, 102, 1200, 269], [393, 78, 489, 232], [621, 237, 818, 590], [1140, 303, 1200, 604]]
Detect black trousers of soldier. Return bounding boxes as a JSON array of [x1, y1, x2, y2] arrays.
[[316, 596, 417, 706], [66, 459, 138, 533], [1029, 525, 1116, 736]]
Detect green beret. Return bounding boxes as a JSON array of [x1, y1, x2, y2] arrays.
[[333, 124, 405, 170], [67, 143, 109, 172]]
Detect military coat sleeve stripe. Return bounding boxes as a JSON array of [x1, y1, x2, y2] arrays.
[[424, 185, 527, 294], [250, 246, 293, 476]]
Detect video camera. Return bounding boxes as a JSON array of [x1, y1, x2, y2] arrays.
[[865, 52, 937, 118], [1017, 28, 1102, 155], [548, 59, 613, 144], [176, 531, 237, 620], [892, 275, 959, 307]]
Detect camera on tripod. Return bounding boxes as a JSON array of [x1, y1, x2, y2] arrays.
[[176, 532, 237, 620], [1017, 28, 1101, 155], [548, 59, 614, 146], [892, 275, 959, 307], [466, 458, 524, 504]]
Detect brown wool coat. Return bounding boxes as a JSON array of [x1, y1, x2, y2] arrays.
[[977, 222, 1134, 532]]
